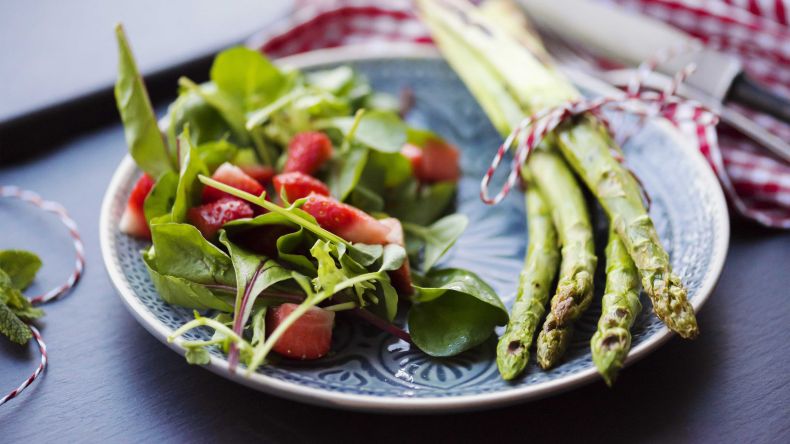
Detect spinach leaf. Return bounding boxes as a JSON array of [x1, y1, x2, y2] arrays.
[[379, 244, 407, 272], [179, 78, 250, 145], [0, 250, 42, 290], [218, 232, 291, 340], [306, 66, 355, 95], [387, 180, 456, 226], [210, 47, 285, 110], [327, 143, 368, 201], [198, 139, 239, 172], [143, 252, 233, 312], [171, 131, 208, 223], [408, 268, 507, 357], [167, 89, 232, 149], [323, 110, 407, 153], [144, 171, 178, 223], [403, 214, 468, 272], [149, 223, 235, 286], [114, 24, 173, 177]]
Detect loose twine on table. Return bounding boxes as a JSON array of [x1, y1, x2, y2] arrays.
[[480, 43, 719, 206], [0, 186, 85, 406]]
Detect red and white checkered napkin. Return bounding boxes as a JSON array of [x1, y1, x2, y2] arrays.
[[252, 0, 790, 228]]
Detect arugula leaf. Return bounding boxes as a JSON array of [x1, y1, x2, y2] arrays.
[[143, 171, 178, 223], [114, 24, 173, 177], [149, 223, 235, 286], [143, 250, 234, 312], [403, 214, 468, 272], [170, 130, 208, 223], [210, 47, 285, 111], [0, 250, 42, 290], [408, 268, 507, 357], [323, 110, 407, 153]]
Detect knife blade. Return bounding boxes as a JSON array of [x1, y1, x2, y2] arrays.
[[517, 0, 790, 126]]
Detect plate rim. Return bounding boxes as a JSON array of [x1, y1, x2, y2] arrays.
[[100, 43, 730, 413]]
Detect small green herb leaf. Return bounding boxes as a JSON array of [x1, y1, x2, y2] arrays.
[[0, 250, 42, 290]]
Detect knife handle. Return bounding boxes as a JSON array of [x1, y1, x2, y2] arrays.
[[728, 74, 790, 124]]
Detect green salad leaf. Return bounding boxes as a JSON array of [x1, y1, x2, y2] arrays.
[[218, 232, 291, 335], [387, 179, 456, 226], [409, 268, 508, 357], [144, 171, 178, 223], [0, 250, 42, 290], [143, 251, 234, 312], [404, 214, 468, 272], [210, 47, 286, 110], [114, 24, 173, 178], [149, 223, 235, 286], [167, 89, 232, 149], [171, 130, 209, 223], [323, 110, 406, 153]]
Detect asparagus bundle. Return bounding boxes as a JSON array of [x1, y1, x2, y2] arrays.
[[418, 0, 698, 339], [496, 179, 560, 379], [592, 227, 642, 386]]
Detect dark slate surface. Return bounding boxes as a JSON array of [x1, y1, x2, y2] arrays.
[[0, 122, 788, 443]]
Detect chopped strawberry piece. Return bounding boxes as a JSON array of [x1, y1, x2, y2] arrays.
[[120, 174, 155, 239], [202, 162, 265, 203], [240, 164, 276, 184], [301, 194, 392, 245], [187, 197, 254, 239], [400, 143, 423, 175], [283, 131, 334, 175], [267, 303, 335, 360], [402, 139, 461, 183], [273, 172, 330, 202], [379, 218, 414, 295]]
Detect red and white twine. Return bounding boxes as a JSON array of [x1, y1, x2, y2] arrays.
[[480, 44, 719, 205], [0, 186, 85, 407]]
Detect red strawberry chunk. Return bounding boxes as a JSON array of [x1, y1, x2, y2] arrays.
[[267, 303, 335, 360], [120, 174, 155, 239], [239, 164, 275, 184], [273, 172, 330, 202], [379, 218, 414, 295], [400, 143, 423, 175], [202, 162, 265, 203], [301, 194, 392, 245], [283, 131, 334, 175], [402, 139, 460, 183], [187, 197, 254, 239]]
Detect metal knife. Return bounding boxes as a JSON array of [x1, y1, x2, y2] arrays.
[[518, 0, 790, 162]]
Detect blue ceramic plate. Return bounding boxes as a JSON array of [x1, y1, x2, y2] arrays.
[[100, 44, 729, 413]]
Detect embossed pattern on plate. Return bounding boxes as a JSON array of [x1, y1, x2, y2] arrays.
[[100, 46, 729, 412]]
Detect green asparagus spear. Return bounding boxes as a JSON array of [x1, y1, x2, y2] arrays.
[[418, 0, 698, 339], [528, 149, 597, 325], [591, 226, 642, 386], [528, 149, 597, 369], [496, 179, 560, 379]]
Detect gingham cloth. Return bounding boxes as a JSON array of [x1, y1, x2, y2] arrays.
[[252, 0, 790, 228]]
